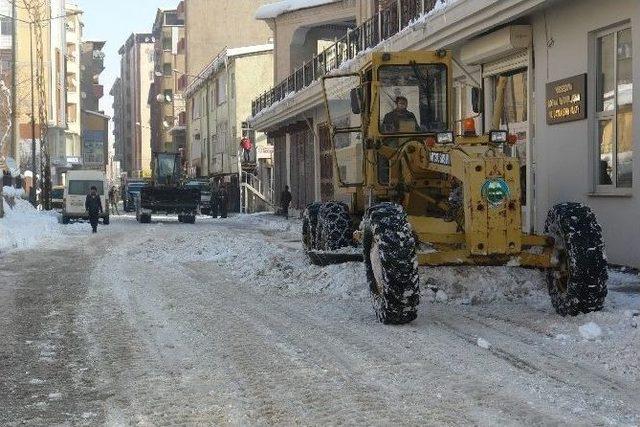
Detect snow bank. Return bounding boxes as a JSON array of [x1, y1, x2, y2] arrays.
[[255, 0, 341, 19], [0, 188, 84, 253]]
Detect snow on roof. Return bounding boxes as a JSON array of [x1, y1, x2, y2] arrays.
[[184, 44, 274, 98], [255, 0, 341, 20]]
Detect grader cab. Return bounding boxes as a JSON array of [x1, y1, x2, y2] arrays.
[[304, 50, 607, 324]]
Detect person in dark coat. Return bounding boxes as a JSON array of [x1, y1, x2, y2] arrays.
[[382, 96, 420, 133], [280, 185, 292, 219], [85, 186, 103, 233], [217, 183, 228, 218]]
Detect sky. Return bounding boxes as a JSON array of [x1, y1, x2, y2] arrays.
[[76, 0, 179, 120]]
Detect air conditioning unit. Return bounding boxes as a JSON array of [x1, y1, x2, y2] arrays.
[[460, 25, 532, 66]]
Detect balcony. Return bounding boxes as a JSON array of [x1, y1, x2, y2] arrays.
[[252, 0, 439, 117]]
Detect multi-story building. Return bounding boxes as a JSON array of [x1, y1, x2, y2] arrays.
[[182, 0, 273, 174], [251, 0, 640, 268], [0, 0, 14, 161], [52, 1, 82, 183], [116, 33, 155, 178], [184, 44, 273, 211], [80, 40, 107, 171], [80, 40, 105, 113], [149, 5, 185, 156], [110, 77, 123, 162], [13, 0, 68, 183]]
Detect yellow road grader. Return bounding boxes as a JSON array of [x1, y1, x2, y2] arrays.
[[303, 50, 607, 324]]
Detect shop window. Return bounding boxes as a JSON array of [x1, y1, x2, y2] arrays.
[[595, 26, 633, 189]]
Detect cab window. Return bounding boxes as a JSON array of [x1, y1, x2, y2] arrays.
[[378, 64, 448, 134]]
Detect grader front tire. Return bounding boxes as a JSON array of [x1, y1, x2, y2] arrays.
[[363, 203, 420, 324], [545, 202, 608, 316]]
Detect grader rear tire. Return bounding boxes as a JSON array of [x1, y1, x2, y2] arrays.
[[317, 202, 352, 251], [545, 202, 608, 316], [362, 202, 420, 324]]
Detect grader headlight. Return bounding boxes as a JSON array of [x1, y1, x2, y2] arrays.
[[489, 130, 508, 144], [436, 131, 454, 144], [481, 177, 511, 207]]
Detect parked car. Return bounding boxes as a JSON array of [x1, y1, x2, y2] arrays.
[[185, 179, 212, 215], [61, 170, 109, 225], [123, 180, 148, 212], [51, 185, 64, 209]]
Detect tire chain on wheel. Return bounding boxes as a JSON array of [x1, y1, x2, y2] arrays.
[[544, 202, 608, 316], [317, 202, 353, 251], [302, 202, 323, 250], [362, 202, 420, 324]]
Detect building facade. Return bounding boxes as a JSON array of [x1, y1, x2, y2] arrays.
[[80, 40, 105, 113], [251, 0, 640, 268], [182, 0, 273, 173], [149, 5, 185, 156], [116, 33, 155, 178], [109, 77, 123, 162], [12, 0, 69, 183], [0, 0, 14, 161]]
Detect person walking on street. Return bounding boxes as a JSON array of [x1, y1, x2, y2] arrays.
[[280, 185, 292, 219], [240, 137, 253, 163], [85, 186, 103, 233], [217, 183, 228, 218], [108, 186, 120, 215]]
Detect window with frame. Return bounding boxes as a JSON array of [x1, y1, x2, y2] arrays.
[[596, 26, 633, 189], [1, 17, 12, 35], [163, 34, 172, 50], [216, 75, 227, 105], [163, 63, 172, 76]]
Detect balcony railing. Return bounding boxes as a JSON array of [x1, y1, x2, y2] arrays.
[[251, 0, 440, 117]]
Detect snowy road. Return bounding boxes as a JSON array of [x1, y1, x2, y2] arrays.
[[1, 214, 639, 425]]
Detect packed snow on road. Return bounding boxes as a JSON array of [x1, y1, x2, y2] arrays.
[[0, 200, 639, 425]]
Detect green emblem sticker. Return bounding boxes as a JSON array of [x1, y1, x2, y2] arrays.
[[481, 178, 510, 207]]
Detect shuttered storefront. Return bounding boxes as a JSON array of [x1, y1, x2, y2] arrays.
[[289, 123, 315, 210], [271, 132, 287, 206]]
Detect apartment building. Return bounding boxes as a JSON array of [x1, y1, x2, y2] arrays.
[[13, 0, 68, 182], [182, 0, 273, 174], [80, 40, 105, 113], [110, 77, 123, 161], [251, 0, 640, 268], [56, 1, 82, 182], [0, 0, 14, 160], [116, 33, 155, 178], [149, 5, 185, 156], [80, 40, 107, 171], [184, 44, 273, 211]]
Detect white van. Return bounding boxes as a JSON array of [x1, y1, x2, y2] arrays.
[[62, 170, 110, 224]]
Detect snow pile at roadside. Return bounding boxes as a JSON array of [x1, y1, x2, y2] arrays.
[[136, 213, 369, 300], [0, 188, 84, 253]]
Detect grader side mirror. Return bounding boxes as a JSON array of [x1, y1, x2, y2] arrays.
[[471, 87, 482, 114], [350, 88, 362, 115]]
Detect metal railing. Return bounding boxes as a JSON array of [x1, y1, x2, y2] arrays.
[[251, 0, 440, 117]]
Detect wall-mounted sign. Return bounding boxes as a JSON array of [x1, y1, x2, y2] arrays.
[[546, 74, 587, 124]]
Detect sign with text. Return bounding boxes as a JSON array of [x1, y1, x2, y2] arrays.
[[546, 74, 587, 124]]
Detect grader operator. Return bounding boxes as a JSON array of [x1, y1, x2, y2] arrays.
[[303, 50, 607, 324]]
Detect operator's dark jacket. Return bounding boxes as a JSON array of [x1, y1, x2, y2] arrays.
[[382, 110, 419, 132], [85, 194, 103, 216]]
